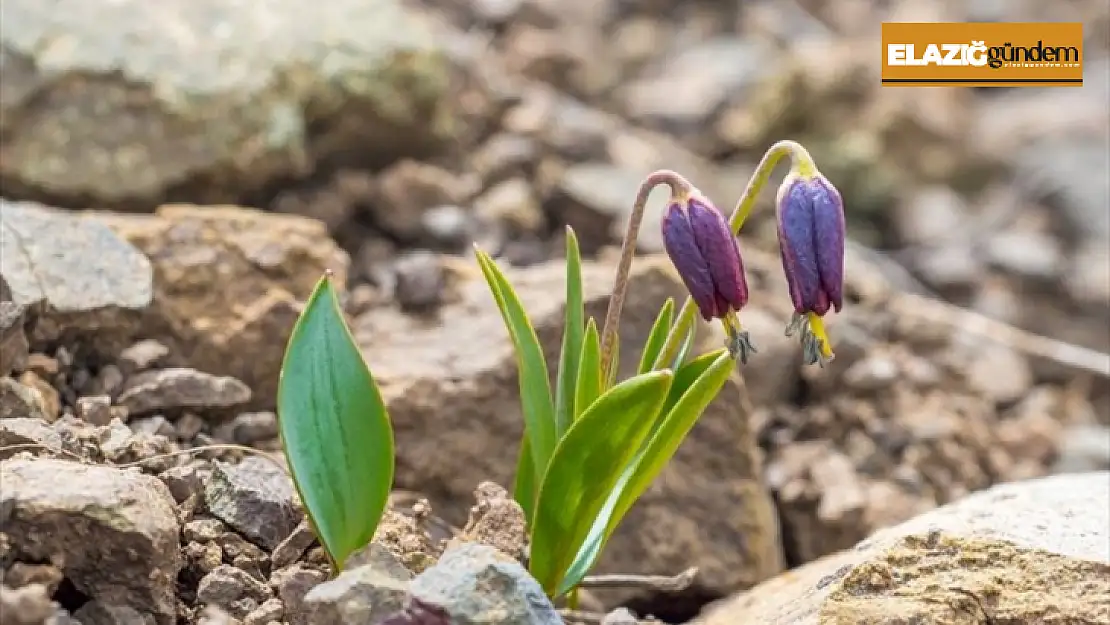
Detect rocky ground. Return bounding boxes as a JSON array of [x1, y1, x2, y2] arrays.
[[2, 0, 1109, 624]]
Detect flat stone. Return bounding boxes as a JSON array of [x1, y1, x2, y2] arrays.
[[695, 471, 1110, 625], [0, 417, 64, 458], [196, 564, 274, 619], [0, 200, 151, 348], [0, 0, 479, 207], [116, 368, 252, 416], [204, 456, 303, 550], [89, 204, 348, 407], [409, 543, 561, 625], [294, 565, 410, 625], [0, 458, 181, 625]]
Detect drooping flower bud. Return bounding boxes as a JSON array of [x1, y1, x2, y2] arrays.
[[663, 196, 748, 320], [775, 170, 845, 365], [662, 193, 756, 362]]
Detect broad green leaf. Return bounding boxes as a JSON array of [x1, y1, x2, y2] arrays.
[[574, 318, 602, 419], [474, 249, 558, 494], [513, 439, 536, 526], [277, 274, 395, 573], [638, 298, 675, 374], [554, 227, 585, 438], [660, 347, 721, 421], [558, 349, 733, 594], [530, 370, 674, 595]]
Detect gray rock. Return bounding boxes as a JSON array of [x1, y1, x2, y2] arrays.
[[269, 564, 328, 618], [393, 251, 447, 313], [270, 521, 320, 571], [159, 462, 211, 504], [552, 162, 663, 253], [0, 458, 180, 625], [985, 229, 1062, 279], [243, 597, 284, 625], [622, 38, 774, 129], [0, 417, 64, 458], [213, 411, 279, 446], [197, 565, 274, 619], [0, 200, 152, 347], [0, 377, 49, 421], [75, 395, 115, 426], [118, 340, 172, 375], [343, 541, 414, 583], [694, 471, 1110, 625], [71, 601, 157, 625], [0, 301, 29, 377], [116, 368, 251, 416], [0, 583, 58, 625], [409, 543, 561, 625], [295, 565, 410, 625], [895, 186, 968, 246], [0, 0, 475, 207], [205, 456, 303, 550], [1054, 424, 1110, 474], [1015, 138, 1110, 242], [601, 607, 639, 625]]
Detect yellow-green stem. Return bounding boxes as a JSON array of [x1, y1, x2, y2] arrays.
[[651, 140, 817, 370], [598, 170, 697, 385]]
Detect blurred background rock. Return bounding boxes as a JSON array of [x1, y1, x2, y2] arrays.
[[1, 0, 1108, 623]]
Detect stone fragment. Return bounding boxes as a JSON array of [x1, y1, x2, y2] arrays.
[[695, 472, 1110, 625], [0, 458, 180, 624], [116, 368, 252, 416], [409, 543, 561, 625], [0, 200, 152, 349], [204, 457, 302, 551], [1, 0, 484, 206]]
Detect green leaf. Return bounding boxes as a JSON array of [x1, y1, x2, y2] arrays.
[[554, 227, 585, 439], [513, 439, 536, 526], [474, 249, 558, 497], [659, 347, 721, 421], [672, 320, 698, 369], [558, 349, 733, 595], [574, 318, 602, 418], [530, 370, 674, 595], [638, 299, 675, 375], [277, 274, 395, 573]]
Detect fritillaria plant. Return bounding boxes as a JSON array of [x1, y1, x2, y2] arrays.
[[270, 138, 846, 607]]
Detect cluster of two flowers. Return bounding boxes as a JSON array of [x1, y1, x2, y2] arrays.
[[662, 169, 845, 366]]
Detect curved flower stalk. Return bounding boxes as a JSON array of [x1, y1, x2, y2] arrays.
[[598, 140, 844, 372]]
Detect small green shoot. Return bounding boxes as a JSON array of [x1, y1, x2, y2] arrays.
[[276, 273, 395, 573]]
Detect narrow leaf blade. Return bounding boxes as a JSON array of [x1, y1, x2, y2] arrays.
[[559, 349, 733, 594], [277, 274, 395, 572], [554, 227, 585, 438], [574, 318, 602, 419], [530, 370, 674, 595], [474, 250, 558, 494], [638, 299, 676, 374], [514, 438, 536, 526]]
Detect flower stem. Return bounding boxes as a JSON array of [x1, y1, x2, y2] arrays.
[[598, 170, 696, 385], [651, 140, 816, 369]]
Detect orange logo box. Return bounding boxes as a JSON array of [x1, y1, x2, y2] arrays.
[[881, 22, 1084, 87]]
